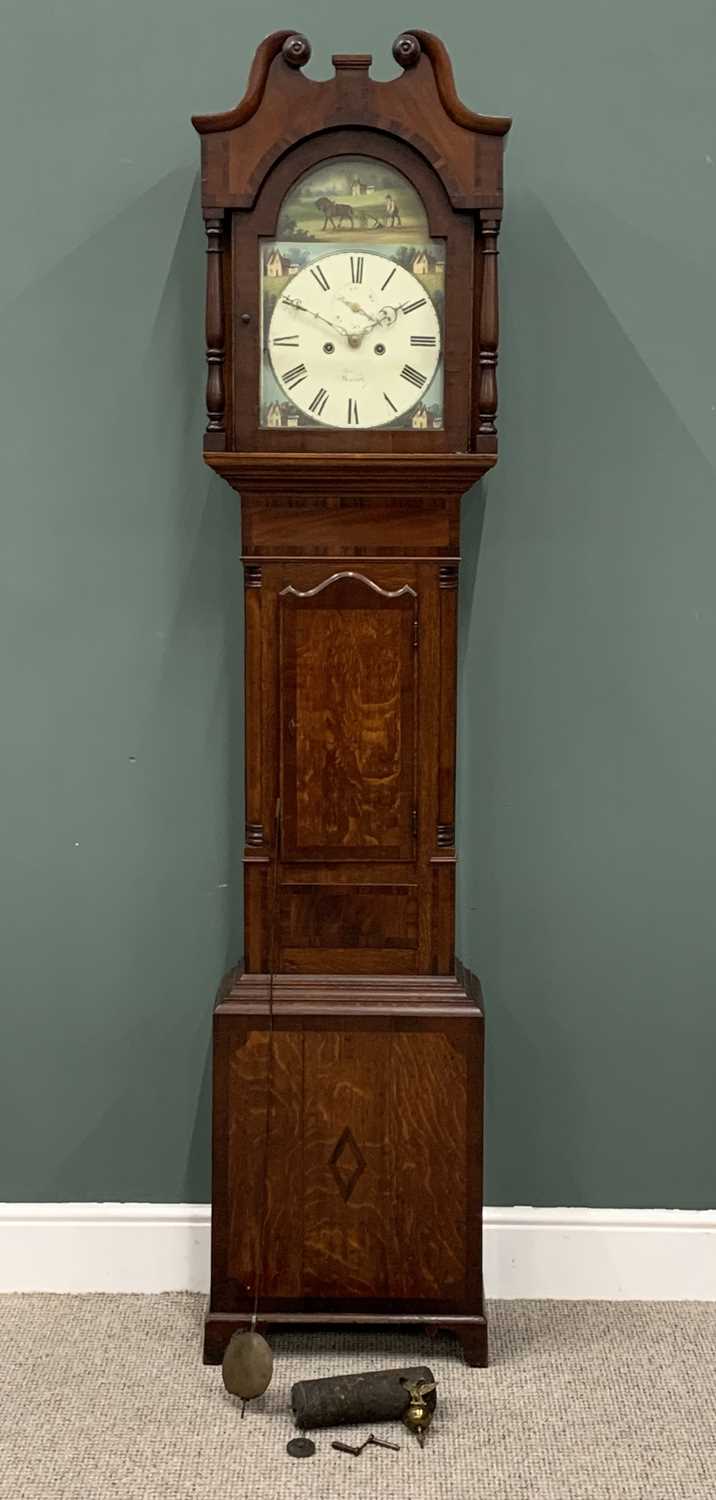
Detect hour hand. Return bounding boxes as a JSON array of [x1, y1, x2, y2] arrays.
[[337, 295, 372, 320], [337, 297, 392, 332]]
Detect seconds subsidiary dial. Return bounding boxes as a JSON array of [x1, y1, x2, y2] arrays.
[[267, 251, 441, 429]]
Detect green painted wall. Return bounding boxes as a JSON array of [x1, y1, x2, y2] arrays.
[[1, 1, 714, 1205]]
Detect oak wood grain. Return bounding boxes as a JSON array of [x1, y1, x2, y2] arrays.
[[303, 1028, 392, 1297], [388, 1028, 468, 1300], [280, 574, 416, 863], [225, 1026, 304, 1299], [210, 990, 482, 1321]]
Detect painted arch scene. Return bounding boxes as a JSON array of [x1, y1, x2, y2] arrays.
[[276, 155, 431, 244]]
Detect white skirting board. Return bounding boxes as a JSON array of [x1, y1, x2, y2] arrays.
[[0, 1204, 714, 1298]]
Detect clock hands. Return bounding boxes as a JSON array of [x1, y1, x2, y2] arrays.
[[336, 296, 404, 334], [337, 295, 379, 325], [283, 290, 420, 350], [281, 296, 351, 340]]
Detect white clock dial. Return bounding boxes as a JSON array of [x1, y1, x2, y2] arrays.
[[266, 251, 441, 429]]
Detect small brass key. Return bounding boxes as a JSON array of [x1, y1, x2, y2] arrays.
[[332, 1433, 401, 1456]]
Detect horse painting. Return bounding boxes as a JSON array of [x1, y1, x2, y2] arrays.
[[315, 196, 354, 231]]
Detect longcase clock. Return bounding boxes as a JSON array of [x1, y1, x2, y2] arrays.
[[193, 29, 510, 1367]]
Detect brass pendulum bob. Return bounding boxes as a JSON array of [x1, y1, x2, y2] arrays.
[[400, 1377, 437, 1448], [221, 1330, 274, 1417]]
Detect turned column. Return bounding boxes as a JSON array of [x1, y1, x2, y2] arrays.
[[477, 212, 501, 438], [204, 214, 225, 440]]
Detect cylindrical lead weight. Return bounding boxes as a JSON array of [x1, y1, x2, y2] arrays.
[[291, 1366, 437, 1430]]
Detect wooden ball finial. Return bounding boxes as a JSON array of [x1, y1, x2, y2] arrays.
[[392, 33, 421, 69], [282, 33, 311, 69]]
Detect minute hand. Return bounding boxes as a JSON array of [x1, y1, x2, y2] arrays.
[[282, 296, 349, 339]]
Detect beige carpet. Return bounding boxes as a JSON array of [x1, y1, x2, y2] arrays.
[[1, 1296, 715, 1498]]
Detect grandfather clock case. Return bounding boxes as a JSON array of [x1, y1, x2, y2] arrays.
[[194, 30, 510, 1367]]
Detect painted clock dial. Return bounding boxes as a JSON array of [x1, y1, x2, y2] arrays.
[[267, 252, 441, 429], [259, 153, 446, 431]]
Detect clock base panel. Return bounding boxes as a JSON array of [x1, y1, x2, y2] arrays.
[[206, 965, 486, 1369]]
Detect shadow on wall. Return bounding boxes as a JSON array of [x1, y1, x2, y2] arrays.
[[458, 189, 716, 1207], [0, 169, 242, 1201]]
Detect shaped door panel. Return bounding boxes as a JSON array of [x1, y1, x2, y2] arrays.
[[279, 572, 417, 862]]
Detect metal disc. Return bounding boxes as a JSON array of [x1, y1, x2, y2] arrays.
[[287, 1437, 316, 1458]]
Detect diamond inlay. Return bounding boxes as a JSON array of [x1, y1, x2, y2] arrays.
[[329, 1125, 366, 1203]]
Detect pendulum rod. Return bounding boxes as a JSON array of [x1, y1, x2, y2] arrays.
[[242, 798, 281, 1415]]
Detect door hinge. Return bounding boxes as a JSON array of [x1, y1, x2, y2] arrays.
[[411, 806, 418, 838], [413, 615, 419, 648]]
